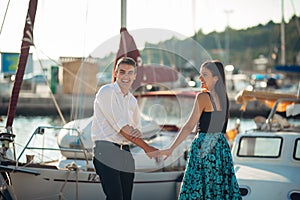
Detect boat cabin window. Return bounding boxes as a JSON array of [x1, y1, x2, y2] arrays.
[[294, 139, 300, 160], [237, 136, 282, 158]]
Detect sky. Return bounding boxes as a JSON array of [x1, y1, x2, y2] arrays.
[[0, 0, 299, 61]]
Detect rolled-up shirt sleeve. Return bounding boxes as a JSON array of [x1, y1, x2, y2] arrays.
[[133, 103, 142, 131]]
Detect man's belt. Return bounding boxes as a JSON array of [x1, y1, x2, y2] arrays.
[[113, 143, 130, 151]]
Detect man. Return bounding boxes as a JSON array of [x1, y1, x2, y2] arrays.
[[92, 57, 158, 200]]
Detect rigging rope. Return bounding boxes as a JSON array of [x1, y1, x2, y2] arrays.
[[0, 0, 11, 36], [72, 0, 91, 121], [34, 48, 97, 121], [33, 48, 67, 124]]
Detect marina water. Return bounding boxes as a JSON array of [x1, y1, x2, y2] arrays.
[[0, 116, 256, 162]]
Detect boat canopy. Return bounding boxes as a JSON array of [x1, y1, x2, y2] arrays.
[[274, 65, 300, 73], [235, 89, 299, 112]]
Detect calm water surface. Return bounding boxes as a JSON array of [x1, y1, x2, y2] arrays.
[[0, 116, 256, 156]]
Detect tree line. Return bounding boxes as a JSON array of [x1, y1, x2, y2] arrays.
[[99, 16, 300, 76], [141, 15, 300, 73]]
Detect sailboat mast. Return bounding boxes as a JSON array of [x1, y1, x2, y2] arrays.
[[112, 0, 128, 82], [121, 0, 127, 28], [280, 0, 286, 65], [6, 0, 38, 129]]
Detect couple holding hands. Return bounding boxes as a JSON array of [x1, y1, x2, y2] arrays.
[[91, 57, 241, 200]]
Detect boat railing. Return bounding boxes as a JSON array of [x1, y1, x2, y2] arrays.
[[265, 98, 300, 131], [17, 125, 90, 168]]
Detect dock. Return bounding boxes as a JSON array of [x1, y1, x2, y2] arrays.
[[0, 90, 270, 118], [0, 85, 95, 117]]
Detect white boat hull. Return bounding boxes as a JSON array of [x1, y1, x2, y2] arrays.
[[6, 165, 183, 200]]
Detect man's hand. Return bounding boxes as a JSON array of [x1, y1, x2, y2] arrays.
[[120, 125, 142, 138], [144, 146, 159, 159], [130, 128, 142, 138], [120, 126, 159, 159]]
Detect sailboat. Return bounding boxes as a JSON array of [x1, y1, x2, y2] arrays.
[[0, 0, 193, 199], [273, 0, 300, 82]]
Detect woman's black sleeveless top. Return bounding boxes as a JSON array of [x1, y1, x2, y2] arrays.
[[198, 93, 227, 133]]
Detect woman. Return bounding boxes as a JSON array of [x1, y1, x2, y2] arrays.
[[159, 60, 241, 199]]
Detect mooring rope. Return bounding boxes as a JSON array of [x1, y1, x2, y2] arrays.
[[59, 162, 80, 200]]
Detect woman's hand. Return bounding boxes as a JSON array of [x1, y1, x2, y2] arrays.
[[158, 148, 173, 161], [144, 146, 159, 159]]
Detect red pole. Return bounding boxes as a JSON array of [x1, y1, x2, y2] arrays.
[[6, 0, 38, 129]]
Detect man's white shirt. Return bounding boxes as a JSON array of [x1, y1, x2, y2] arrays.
[[91, 82, 141, 144]]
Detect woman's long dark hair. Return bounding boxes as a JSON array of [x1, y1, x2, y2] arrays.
[[201, 60, 229, 132]]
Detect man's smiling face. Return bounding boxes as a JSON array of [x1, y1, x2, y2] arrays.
[[115, 63, 136, 94]]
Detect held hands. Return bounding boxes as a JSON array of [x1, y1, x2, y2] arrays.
[[144, 146, 174, 161], [158, 148, 173, 161], [144, 146, 159, 159]]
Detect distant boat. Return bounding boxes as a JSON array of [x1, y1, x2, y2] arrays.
[[233, 89, 300, 200]]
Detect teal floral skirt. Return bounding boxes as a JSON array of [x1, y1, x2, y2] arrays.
[[179, 132, 242, 200]]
